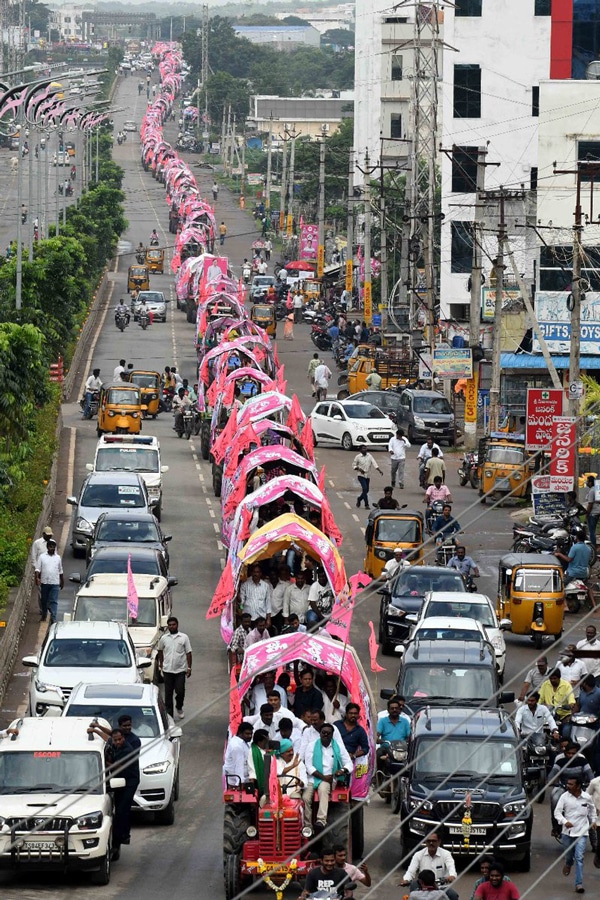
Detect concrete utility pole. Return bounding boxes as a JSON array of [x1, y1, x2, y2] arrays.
[[265, 116, 273, 212], [363, 150, 372, 325], [286, 125, 299, 232], [469, 147, 488, 348], [489, 190, 506, 433], [279, 132, 288, 230], [317, 124, 326, 278], [379, 163, 388, 326]]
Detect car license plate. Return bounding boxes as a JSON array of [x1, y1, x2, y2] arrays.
[[21, 840, 59, 851], [496, 478, 511, 490], [448, 826, 487, 836], [372, 434, 387, 441], [430, 428, 444, 434]]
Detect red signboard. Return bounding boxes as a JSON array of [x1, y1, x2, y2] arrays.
[[525, 389, 563, 450], [549, 416, 577, 488]]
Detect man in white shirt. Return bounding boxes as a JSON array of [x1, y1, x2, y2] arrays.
[[156, 616, 192, 719], [559, 645, 589, 699], [223, 723, 253, 783], [239, 566, 272, 626], [388, 428, 411, 489], [401, 834, 457, 899], [243, 704, 281, 740], [555, 777, 597, 892], [283, 572, 311, 624], [576, 625, 600, 685], [353, 447, 383, 510], [249, 672, 288, 711], [417, 437, 443, 463], [322, 677, 348, 725], [382, 548, 410, 581], [82, 368, 102, 418], [313, 363, 332, 401], [514, 692, 559, 738], [258, 259, 268, 276], [293, 291, 304, 322], [32, 526, 53, 616], [113, 358, 127, 381], [270, 564, 291, 633], [302, 723, 352, 828], [35, 538, 63, 623], [306, 570, 334, 628]]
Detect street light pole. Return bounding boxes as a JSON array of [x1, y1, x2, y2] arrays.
[[27, 127, 33, 260], [15, 105, 24, 309], [317, 124, 326, 279]]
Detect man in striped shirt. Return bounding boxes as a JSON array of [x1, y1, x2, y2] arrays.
[[240, 565, 272, 628]]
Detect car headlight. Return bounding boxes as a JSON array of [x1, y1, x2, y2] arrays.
[[132, 412, 139, 418], [408, 798, 432, 813], [376, 549, 387, 559], [503, 799, 527, 816], [414, 416, 425, 427], [491, 636, 504, 651], [35, 679, 63, 695], [76, 811, 103, 830], [485, 469, 493, 477], [142, 760, 171, 775], [75, 517, 93, 534], [513, 473, 522, 481]]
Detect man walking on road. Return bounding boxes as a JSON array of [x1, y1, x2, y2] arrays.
[[313, 362, 332, 402], [555, 776, 596, 893], [35, 538, 63, 623], [218, 222, 227, 245], [32, 526, 54, 616], [308, 353, 322, 397], [156, 616, 192, 720], [212, 181, 219, 202], [388, 428, 410, 489], [353, 447, 382, 509]]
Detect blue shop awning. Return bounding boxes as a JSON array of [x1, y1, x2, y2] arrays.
[[500, 353, 600, 370]]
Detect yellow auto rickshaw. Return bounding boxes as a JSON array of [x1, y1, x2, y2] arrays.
[[127, 370, 161, 418], [364, 509, 424, 577], [145, 248, 164, 274], [97, 382, 143, 437], [477, 433, 532, 504], [250, 303, 277, 338], [301, 278, 322, 303], [496, 553, 564, 649], [127, 265, 149, 293]]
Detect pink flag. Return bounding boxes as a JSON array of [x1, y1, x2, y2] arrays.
[[229, 665, 242, 735], [126, 554, 138, 620], [368, 621, 386, 673], [326, 572, 372, 643]]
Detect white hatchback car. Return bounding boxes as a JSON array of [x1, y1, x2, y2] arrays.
[[63, 682, 181, 825], [416, 591, 510, 679], [22, 620, 151, 715], [310, 399, 395, 451]]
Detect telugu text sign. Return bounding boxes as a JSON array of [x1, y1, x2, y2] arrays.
[[464, 371, 478, 424], [525, 389, 563, 450], [549, 417, 577, 487], [432, 349, 473, 379], [481, 287, 521, 321]]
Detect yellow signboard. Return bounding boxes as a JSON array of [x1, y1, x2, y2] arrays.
[[317, 245, 324, 278], [286, 215, 293, 236], [345, 259, 352, 292], [464, 370, 478, 424], [278, 211, 284, 232], [363, 282, 372, 323]]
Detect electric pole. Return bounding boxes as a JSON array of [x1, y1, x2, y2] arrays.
[[363, 150, 372, 325], [317, 124, 326, 278], [489, 189, 507, 433], [286, 125, 299, 235], [279, 132, 287, 231], [469, 147, 487, 348], [265, 116, 273, 212], [346, 151, 354, 300], [379, 163, 388, 331]]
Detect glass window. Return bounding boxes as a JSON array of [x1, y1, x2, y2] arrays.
[[487, 446, 524, 464], [130, 374, 158, 388], [343, 403, 386, 419], [427, 600, 495, 627], [454, 65, 481, 118], [513, 568, 562, 593], [390, 113, 402, 139], [534, 0, 551, 14], [400, 665, 495, 702], [413, 396, 452, 414], [391, 55, 403, 80], [532, 85, 539, 117], [451, 221, 474, 273], [391, 569, 465, 598], [451, 146, 479, 193], [530, 166, 538, 191], [87, 555, 161, 578], [74, 596, 157, 627], [416, 626, 480, 642], [414, 738, 518, 779], [0, 751, 103, 794], [95, 517, 158, 542], [95, 448, 158, 473], [455, 0, 483, 15], [65, 704, 160, 738], [106, 389, 139, 405], [43, 638, 133, 668], [80, 483, 144, 509], [578, 141, 600, 182], [374, 518, 419, 543]]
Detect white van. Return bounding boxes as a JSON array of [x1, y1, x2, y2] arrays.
[[87, 435, 168, 519], [0, 716, 122, 884]]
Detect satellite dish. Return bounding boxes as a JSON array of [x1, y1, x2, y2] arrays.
[[586, 60, 600, 79]]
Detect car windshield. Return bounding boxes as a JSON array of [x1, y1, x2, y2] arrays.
[[253, 306, 272, 317], [138, 293, 163, 303], [391, 569, 465, 600], [342, 404, 386, 420], [95, 518, 158, 542], [105, 389, 139, 405], [65, 704, 160, 738], [415, 627, 481, 642], [513, 568, 562, 593], [254, 277, 273, 286], [426, 601, 495, 627], [86, 556, 161, 578], [43, 638, 133, 668], [413, 396, 452, 415], [95, 448, 158, 473], [130, 267, 145, 276], [414, 738, 518, 780], [80, 483, 145, 509], [375, 518, 419, 543], [130, 375, 158, 389], [0, 751, 103, 794], [400, 665, 495, 702], [74, 596, 157, 628], [487, 447, 524, 465]]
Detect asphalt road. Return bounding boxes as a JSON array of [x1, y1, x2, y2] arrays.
[[1, 73, 599, 900]]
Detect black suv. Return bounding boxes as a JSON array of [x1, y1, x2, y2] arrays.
[[378, 566, 466, 653], [399, 707, 532, 871], [382, 639, 513, 714]]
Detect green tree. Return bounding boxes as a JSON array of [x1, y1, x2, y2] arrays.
[[321, 29, 355, 49], [206, 71, 251, 124]]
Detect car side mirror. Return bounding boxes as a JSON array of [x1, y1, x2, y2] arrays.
[[160, 615, 169, 628], [69, 573, 82, 584], [377, 587, 391, 597], [137, 658, 152, 669], [405, 614, 418, 625], [85, 463, 93, 471], [22, 655, 39, 667], [380, 688, 394, 700], [499, 691, 515, 705], [170, 726, 183, 739], [499, 618, 512, 631], [109, 777, 126, 790], [163, 534, 172, 542], [66, 496, 77, 506], [394, 645, 405, 655], [167, 576, 178, 587], [161, 466, 169, 473]]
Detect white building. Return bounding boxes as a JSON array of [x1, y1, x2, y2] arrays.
[[49, 4, 90, 41], [438, 1, 552, 322], [233, 25, 321, 51], [247, 95, 353, 141]]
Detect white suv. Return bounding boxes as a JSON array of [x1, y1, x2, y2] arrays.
[[71, 573, 172, 681], [22, 620, 151, 715], [416, 591, 510, 679], [86, 435, 167, 520], [0, 716, 122, 884], [63, 683, 181, 825]]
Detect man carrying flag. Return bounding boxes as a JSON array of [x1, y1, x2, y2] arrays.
[[156, 616, 193, 720]]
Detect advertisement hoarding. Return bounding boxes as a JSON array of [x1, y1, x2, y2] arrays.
[[548, 416, 577, 489], [533, 291, 600, 353], [525, 389, 563, 450], [432, 349, 473, 379]]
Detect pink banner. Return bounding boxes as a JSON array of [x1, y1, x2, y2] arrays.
[[368, 620, 386, 673], [126, 554, 138, 619], [299, 223, 318, 261], [326, 572, 372, 642]]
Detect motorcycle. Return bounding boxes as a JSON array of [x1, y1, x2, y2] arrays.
[[564, 576, 590, 614], [136, 251, 145, 264], [65, 183, 73, 197], [21, 211, 27, 225], [570, 712, 599, 751], [311, 324, 332, 352], [435, 536, 460, 567], [115, 311, 129, 332], [458, 451, 478, 488], [149, 235, 159, 247], [161, 387, 174, 412], [182, 408, 194, 440], [79, 390, 100, 420], [242, 265, 251, 284], [117, 134, 123, 145], [426, 499, 445, 535], [375, 739, 407, 811], [523, 728, 552, 801], [138, 308, 150, 330]]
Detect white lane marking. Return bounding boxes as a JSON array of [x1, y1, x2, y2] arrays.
[[213, 522, 219, 533], [352, 514, 360, 522], [208, 508, 215, 519], [196, 463, 201, 471], [78, 282, 114, 400], [344, 502, 351, 509]]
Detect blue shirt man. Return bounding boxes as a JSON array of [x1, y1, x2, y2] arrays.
[[378, 714, 410, 742], [334, 704, 369, 758], [432, 506, 461, 541], [565, 538, 592, 580], [577, 677, 600, 716]]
